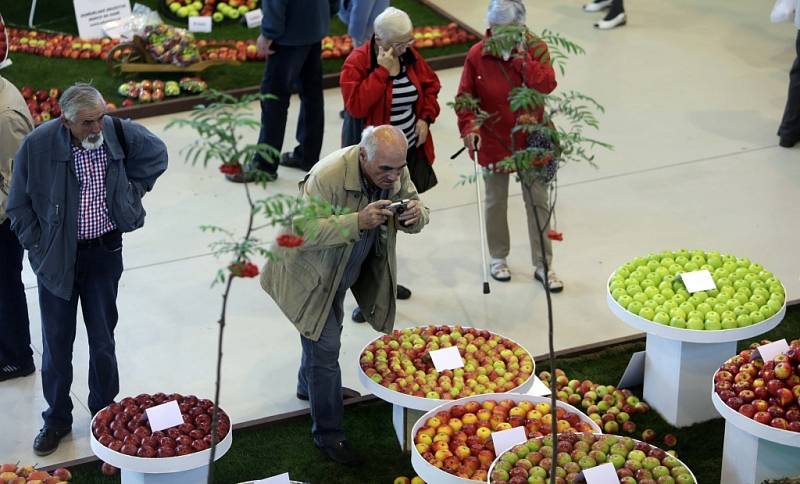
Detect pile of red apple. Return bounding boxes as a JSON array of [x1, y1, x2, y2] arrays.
[[489, 433, 696, 484], [321, 23, 476, 60], [360, 325, 534, 400], [20, 86, 61, 125], [714, 338, 800, 432], [538, 369, 651, 435], [0, 464, 72, 483], [414, 398, 596, 481], [199, 39, 262, 62], [91, 393, 230, 459], [1, 16, 8, 64], [6, 27, 118, 60]]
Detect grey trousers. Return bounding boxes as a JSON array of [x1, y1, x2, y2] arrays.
[[484, 172, 553, 269]]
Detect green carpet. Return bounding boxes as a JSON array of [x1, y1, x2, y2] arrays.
[[0, 0, 472, 101], [64, 304, 799, 483]]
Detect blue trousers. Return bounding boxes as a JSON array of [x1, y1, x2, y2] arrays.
[[297, 288, 346, 446], [0, 219, 32, 366], [254, 42, 324, 172], [39, 232, 123, 429]]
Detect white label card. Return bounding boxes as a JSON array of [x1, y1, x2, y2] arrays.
[[429, 346, 464, 372], [680, 269, 717, 293], [755, 339, 790, 362], [73, 0, 133, 39], [582, 462, 619, 483], [491, 426, 527, 456], [245, 9, 264, 29], [525, 376, 552, 396], [145, 400, 184, 432], [253, 472, 291, 484], [188, 16, 213, 33]]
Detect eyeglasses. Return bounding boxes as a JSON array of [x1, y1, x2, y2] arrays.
[[390, 39, 415, 51]]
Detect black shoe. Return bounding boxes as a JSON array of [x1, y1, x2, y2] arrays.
[[0, 361, 35, 382], [33, 426, 71, 456], [351, 307, 366, 323], [779, 135, 798, 148], [316, 440, 363, 466], [396, 284, 412, 300], [296, 387, 361, 401], [339, 109, 345, 119], [279, 152, 307, 170], [226, 170, 277, 183]]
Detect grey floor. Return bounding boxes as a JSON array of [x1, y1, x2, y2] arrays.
[[3, 0, 799, 468]]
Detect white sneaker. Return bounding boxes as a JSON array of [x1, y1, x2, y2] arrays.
[[535, 268, 564, 293], [594, 12, 627, 29], [583, 0, 612, 12], [490, 258, 511, 282]]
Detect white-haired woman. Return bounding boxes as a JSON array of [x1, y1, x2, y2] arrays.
[[340, 6, 441, 321], [455, 0, 563, 291]]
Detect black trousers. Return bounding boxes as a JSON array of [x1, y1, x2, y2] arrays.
[[254, 42, 324, 172], [779, 30, 800, 141], [0, 219, 32, 366]]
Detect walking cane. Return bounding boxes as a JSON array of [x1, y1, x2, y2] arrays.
[[451, 144, 490, 294]]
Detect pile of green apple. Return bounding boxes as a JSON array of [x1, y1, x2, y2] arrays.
[[489, 433, 696, 484], [359, 326, 534, 400], [610, 250, 784, 330]]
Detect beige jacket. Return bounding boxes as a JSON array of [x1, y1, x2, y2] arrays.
[[0, 76, 34, 223], [261, 145, 430, 341]]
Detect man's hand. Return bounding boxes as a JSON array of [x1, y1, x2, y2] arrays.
[[377, 46, 400, 76], [358, 200, 394, 230], [396, 199, 423, 227], [415, 119, 429, 147], [463, 133, 480, 152], [257, 34, 275, 58]]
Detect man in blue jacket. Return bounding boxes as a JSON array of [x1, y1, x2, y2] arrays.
[[7, 83, 168, 456], [229, 0, 339, 182]]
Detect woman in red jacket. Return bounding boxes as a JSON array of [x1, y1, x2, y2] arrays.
[[455, 0, 563, 292], [340, 6, 442, 321]]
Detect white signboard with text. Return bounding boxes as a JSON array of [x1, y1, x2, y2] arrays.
[[73, 0, 132, 39]]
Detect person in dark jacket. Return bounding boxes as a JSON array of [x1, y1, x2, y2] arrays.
[[229, 0, 339, 182], [8, 83, 167, 456], [778, 9, 800, 148]]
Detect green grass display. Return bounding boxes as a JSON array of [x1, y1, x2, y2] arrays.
[[0, 0, 471, 102], [63, 305, 799, 483]]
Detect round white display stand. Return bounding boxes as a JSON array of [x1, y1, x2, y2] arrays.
[[711, 375, 800, 484], [410, 394, 600, 484], [357, 327, 535, 451], [607, 277, 785, 427], [90, 416, 233, 484], [487, 433, 698, 483]]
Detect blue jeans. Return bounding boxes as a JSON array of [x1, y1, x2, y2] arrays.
[[0, 219, 32, 366], [39, 232, 123, 429], [297, 288, 346, 446], [254, 41, 324, 172]]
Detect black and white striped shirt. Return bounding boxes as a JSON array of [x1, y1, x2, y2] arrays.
[[390, 66, 419, 148]]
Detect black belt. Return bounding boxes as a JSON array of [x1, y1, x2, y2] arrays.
[[77, 230, 120, 249]]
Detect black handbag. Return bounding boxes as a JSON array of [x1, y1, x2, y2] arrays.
[[406, 146, 437, 194]]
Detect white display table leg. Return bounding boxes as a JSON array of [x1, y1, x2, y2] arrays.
[[721, 421, 800, 484], [643, 334, 736, 427], [392, 404, 425, 452], [121, 466, 209, 484]]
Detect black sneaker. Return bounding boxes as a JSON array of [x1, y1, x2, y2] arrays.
[[0, 361, 35, 382], [351, 307, 366, 323], [779, 135, 798, 148], [225, 170, 277, 183], [279, 152, 307, 170], [396, 284, 412, 300], [316, 440, 363, 466], [33, 426, 71, 456]]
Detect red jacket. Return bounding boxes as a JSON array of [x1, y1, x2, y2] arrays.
[[340, 38, 441, 164], [456, 32, 557, 168]]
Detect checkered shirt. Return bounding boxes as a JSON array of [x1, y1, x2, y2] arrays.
[[72, 145, 116, 240]]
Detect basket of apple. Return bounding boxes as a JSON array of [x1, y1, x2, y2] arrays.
[[0, 464, 72, 483], [410, 395, 600, 484], [90, 393, 232, 473], [358, 325, 535, 411], [712, 339, 800, 442], [488, 433, 697, 484], [608, 250, 785, 333]]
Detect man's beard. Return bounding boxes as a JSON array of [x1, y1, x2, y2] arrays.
[[81, 132, 104, 150]]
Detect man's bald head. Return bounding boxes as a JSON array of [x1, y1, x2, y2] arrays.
[[359, 125, 408, 190]]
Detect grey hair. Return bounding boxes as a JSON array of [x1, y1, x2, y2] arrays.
[[374, 7, 413, 42], [360, 125, 408, 161], [60, 83, 106, 122], [486, 0, 527, 27]]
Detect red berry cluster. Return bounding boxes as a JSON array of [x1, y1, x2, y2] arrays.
[[228, 261, 259, 278], [218, 163, 242, 175], [276, 233, 304, 248], [546, 229, 563, 241], [92, 393, 230, 459]]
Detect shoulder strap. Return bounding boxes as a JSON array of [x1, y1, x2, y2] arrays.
[[112, 117, 128, 166]]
